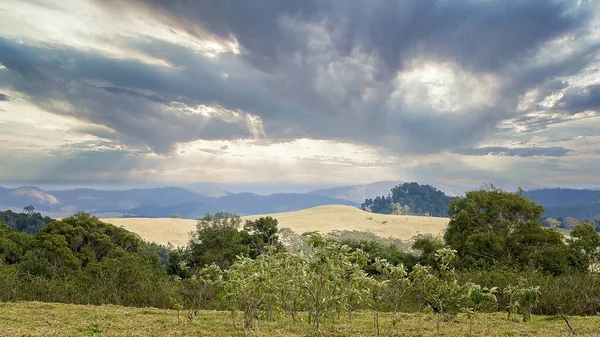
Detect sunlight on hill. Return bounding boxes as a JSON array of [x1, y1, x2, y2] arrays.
[[101, 205, 449, 247]]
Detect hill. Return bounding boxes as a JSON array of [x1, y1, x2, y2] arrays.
[[0, 186, 357, 218], [361, 182, 454, 217], [524, 188, 600, 207], [524, 188, 600, 221], [309, 180, 403, 203], [101, 205, 449, 247], [544, 201, 600, 221]]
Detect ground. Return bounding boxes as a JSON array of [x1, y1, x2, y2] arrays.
[[101, 205, 450, 247], [1, 301, 598, 337]]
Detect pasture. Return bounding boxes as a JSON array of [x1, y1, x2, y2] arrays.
[[101, 205, 449, 246], [1, 301, 599, 337]]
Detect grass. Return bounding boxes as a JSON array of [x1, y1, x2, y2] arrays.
[[0, 301, 599, 336], [101, 205, 449, 247]]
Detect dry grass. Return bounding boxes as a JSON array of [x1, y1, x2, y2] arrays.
[[101, 205, 449, 247], [1, 301, 599, 336]]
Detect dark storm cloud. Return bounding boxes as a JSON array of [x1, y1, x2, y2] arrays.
[[100, 0, 594, 154], [556, 84, 600, 114], [0, 93, 9, 101], [454, 146, 571, 157], [1, 0, 597, 156], [105, 0, 583, 74]]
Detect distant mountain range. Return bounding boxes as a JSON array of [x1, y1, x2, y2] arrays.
[[0, 185, 358, 218], [523, 188, 600, 221], [1, 183, 600, 221], [308, 181, 404, 203]]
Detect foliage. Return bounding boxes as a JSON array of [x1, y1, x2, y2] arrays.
[[242, 216, 285, 258], [186, 212, 250, 270], [361, 182, 454, 217], [341, 238, 418, 274], [568, 222, 600, 272], [301, 232, 371, 329], [409, 248, 501, 334], [505, 285, 541, 322], [444, 185, 575, 275], [0, 214, 180, 309], [0, 209, 54, 234], [460, 282, 498, 336], [23, 205, 35, 216], [411, 234, 444, 267]]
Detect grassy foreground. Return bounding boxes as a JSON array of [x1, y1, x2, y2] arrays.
[[1, 302, 599, 336]]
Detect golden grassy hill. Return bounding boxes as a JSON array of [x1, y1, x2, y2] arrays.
[[101, 205, 449, 247]]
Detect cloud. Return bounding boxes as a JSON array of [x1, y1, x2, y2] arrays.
[[0, 93, 9, 101], [557, 84, 600, 114], [0, 0, 599, 187], [454, 146, 572, 157]]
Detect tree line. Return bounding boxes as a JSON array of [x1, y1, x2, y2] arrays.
[[0, 209, 53, 234]]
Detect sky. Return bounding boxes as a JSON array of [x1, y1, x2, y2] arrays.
[[0, 0, 599, 190]]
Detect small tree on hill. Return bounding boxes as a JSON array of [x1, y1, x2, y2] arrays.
[[543, 217, 561, 228], [23, 205, 35, 217]]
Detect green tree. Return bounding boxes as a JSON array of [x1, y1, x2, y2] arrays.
[[186, 212, 250, 270], [565, 217, 581, 230], [242, 216, 284, 258], [341, 239, 418, 274], [411, 234, 444, 267], [568, 222, 600, 272], [38, 212, 140, 265], [543, 217, 561, 228], [23, 205, 35, 217], [0, 209, 53, 234], [444, 185, 572, 274], [0, 222, 34, 264]]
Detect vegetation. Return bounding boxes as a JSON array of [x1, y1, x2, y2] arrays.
[[5, 302, 600, 337], [1, 184, 600, 335], [444, 185, 582, 275], [361, 182, 454, 217], [0, 209, 54, 234]]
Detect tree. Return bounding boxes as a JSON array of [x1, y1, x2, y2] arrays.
[[0, 209, 53, 234], [390, 202, 410, 215], [568, 222, 600, 272], [23, 205, 35, 217], [444, 185, 572, 274], [186, 212, 250, 270], [543, 217, 561, 228], [242, 216, 284, 258], [411, 234, 444, 267], [565, 217, 581, 230]]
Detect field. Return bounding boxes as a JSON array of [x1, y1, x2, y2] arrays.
[[1, 301, 598, 336], [101, 205, 450, 246]]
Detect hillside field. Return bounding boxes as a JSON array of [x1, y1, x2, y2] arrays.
[[101, 205, 449, 246], [1, 301, 599, 337]]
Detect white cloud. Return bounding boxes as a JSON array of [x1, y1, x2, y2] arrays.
[[393, 61, 500, 113]]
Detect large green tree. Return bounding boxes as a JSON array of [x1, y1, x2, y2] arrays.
[[444, 185, 573, 275], [243, 216, 284, 258], [185, 212, 250, 270]]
